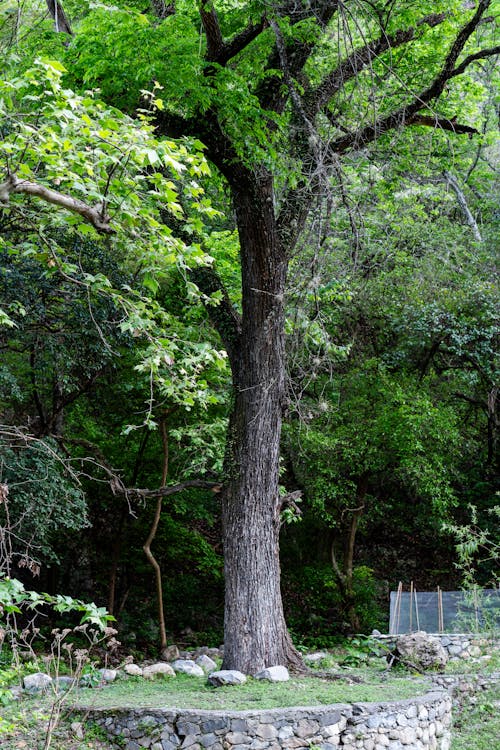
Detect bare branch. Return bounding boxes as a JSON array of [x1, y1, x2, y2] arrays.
[[408, 114, 478, 136], [0, 174, 114, 235], [328, 0, 494, 153], [310, 13, 447, 115], [449, 45, 500, 78]]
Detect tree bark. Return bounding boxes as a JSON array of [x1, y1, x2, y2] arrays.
[[220, 169, 304, 674]]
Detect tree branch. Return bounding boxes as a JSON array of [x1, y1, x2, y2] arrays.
[[409, 114, 478, 136], [216, 18, 268, 66], [200, 1, 224, 61], [449, 45, 500, 78], [0, 174, 114, 234], [328, 0, 494, 153], [309, 13, 447, 115]]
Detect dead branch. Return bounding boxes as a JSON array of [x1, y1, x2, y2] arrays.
[[0, 174, 114, 234]]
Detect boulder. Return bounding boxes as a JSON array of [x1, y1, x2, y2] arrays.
[[143, 662, 176, 679], [172, 659, 205, 677], [254, 665, 289, 682], [124, 663, 143, 677], [99, 668, 117, 682], [195, 654, 218, 673], [390, 631, 448, 671], [23, 672, 52, 692], [207, 669, 246, 686], [161, 644, 180, 662]]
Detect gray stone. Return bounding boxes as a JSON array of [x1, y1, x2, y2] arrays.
[[231, 720, 250, 733], [54, 676, 75, 691], [161, 645, 180, 661], [23, 672, 52, 692], [172, 660, 205, 677], [254, 666, 289, 682], [255, 724, 277, 740], [319, 711, 343, 727], [161, 741, 178, 750], [143, 663, 176, 679], [250, 740, 269, 750], [208, 670, 246, 686], [202, 719, 228, 733], [196, 655, 218, 674], [303, 652, 328, 663], [226, 732, 249, 745], [126, 743, 141, 750], [200, 733, 218, 747], [295, 720, 319, 738], [391, 632, 448, 671], [99, 668, 118, 682], [177, 722, 200, 737]]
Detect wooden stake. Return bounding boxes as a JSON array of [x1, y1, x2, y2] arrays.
[[410, 581, 414, 632]]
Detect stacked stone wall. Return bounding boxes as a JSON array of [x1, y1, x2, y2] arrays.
[[85, 689, 451, 750], [373, 634, 499, 661]]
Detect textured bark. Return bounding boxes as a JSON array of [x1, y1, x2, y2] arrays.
[[220, 169, 304, 674]]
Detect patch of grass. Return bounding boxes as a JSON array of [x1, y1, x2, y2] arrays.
[[75, 672, 432, 711], [451, 686, 500, 750]]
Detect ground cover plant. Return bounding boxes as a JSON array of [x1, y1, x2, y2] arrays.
[[451, 685, 500, 750]]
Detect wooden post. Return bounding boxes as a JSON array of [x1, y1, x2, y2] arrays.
[[409, 581, 414, 632], [414, 585, 420, 631]]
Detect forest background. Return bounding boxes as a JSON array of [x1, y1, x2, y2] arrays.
[[0, 0, 498, 665]]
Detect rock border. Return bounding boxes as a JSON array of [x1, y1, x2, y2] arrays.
[[81, 688, 452, 750]]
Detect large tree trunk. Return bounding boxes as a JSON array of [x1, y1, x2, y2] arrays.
[[221, 169, 303, 674]]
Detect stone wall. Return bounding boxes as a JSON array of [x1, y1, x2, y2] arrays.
[[85, 689, 451, 750], [373, 633, 499, 661]]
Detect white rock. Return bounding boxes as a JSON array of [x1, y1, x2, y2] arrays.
[[143, 662, 176, 679], [207, 669, 247, 686], [172, 659, 204, 677], [254, 665, 289, 682], [99, 668, 117, 682], [23, 672, 52, 692], [124, 663, 143, 677], [195, 654, 218, 673]]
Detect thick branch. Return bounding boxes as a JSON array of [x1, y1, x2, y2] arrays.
[[132, 479, 222, 499], [216, 18, 268, 66], [449, 44, 500, 79], [310, 13, 447, 115], [45, 0, 73, 35], [328, 0, 494, 153], [200, 1, 224, 61], [409, 115, 477, 136], [0, 174, 114, 234], [257, 2, 340, 112]]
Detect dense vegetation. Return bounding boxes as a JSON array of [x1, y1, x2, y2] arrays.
[[0, 0, 498, 667]]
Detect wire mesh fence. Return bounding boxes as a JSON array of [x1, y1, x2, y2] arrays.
[[389, 585, 500, 634]]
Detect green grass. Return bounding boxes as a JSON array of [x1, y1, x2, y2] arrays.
[[74, 672, 433, 711], [451, 686, 500, 750]]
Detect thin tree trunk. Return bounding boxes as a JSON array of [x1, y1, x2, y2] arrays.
[[143, 417, 170, 653], [221, 170, 304, 674]]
